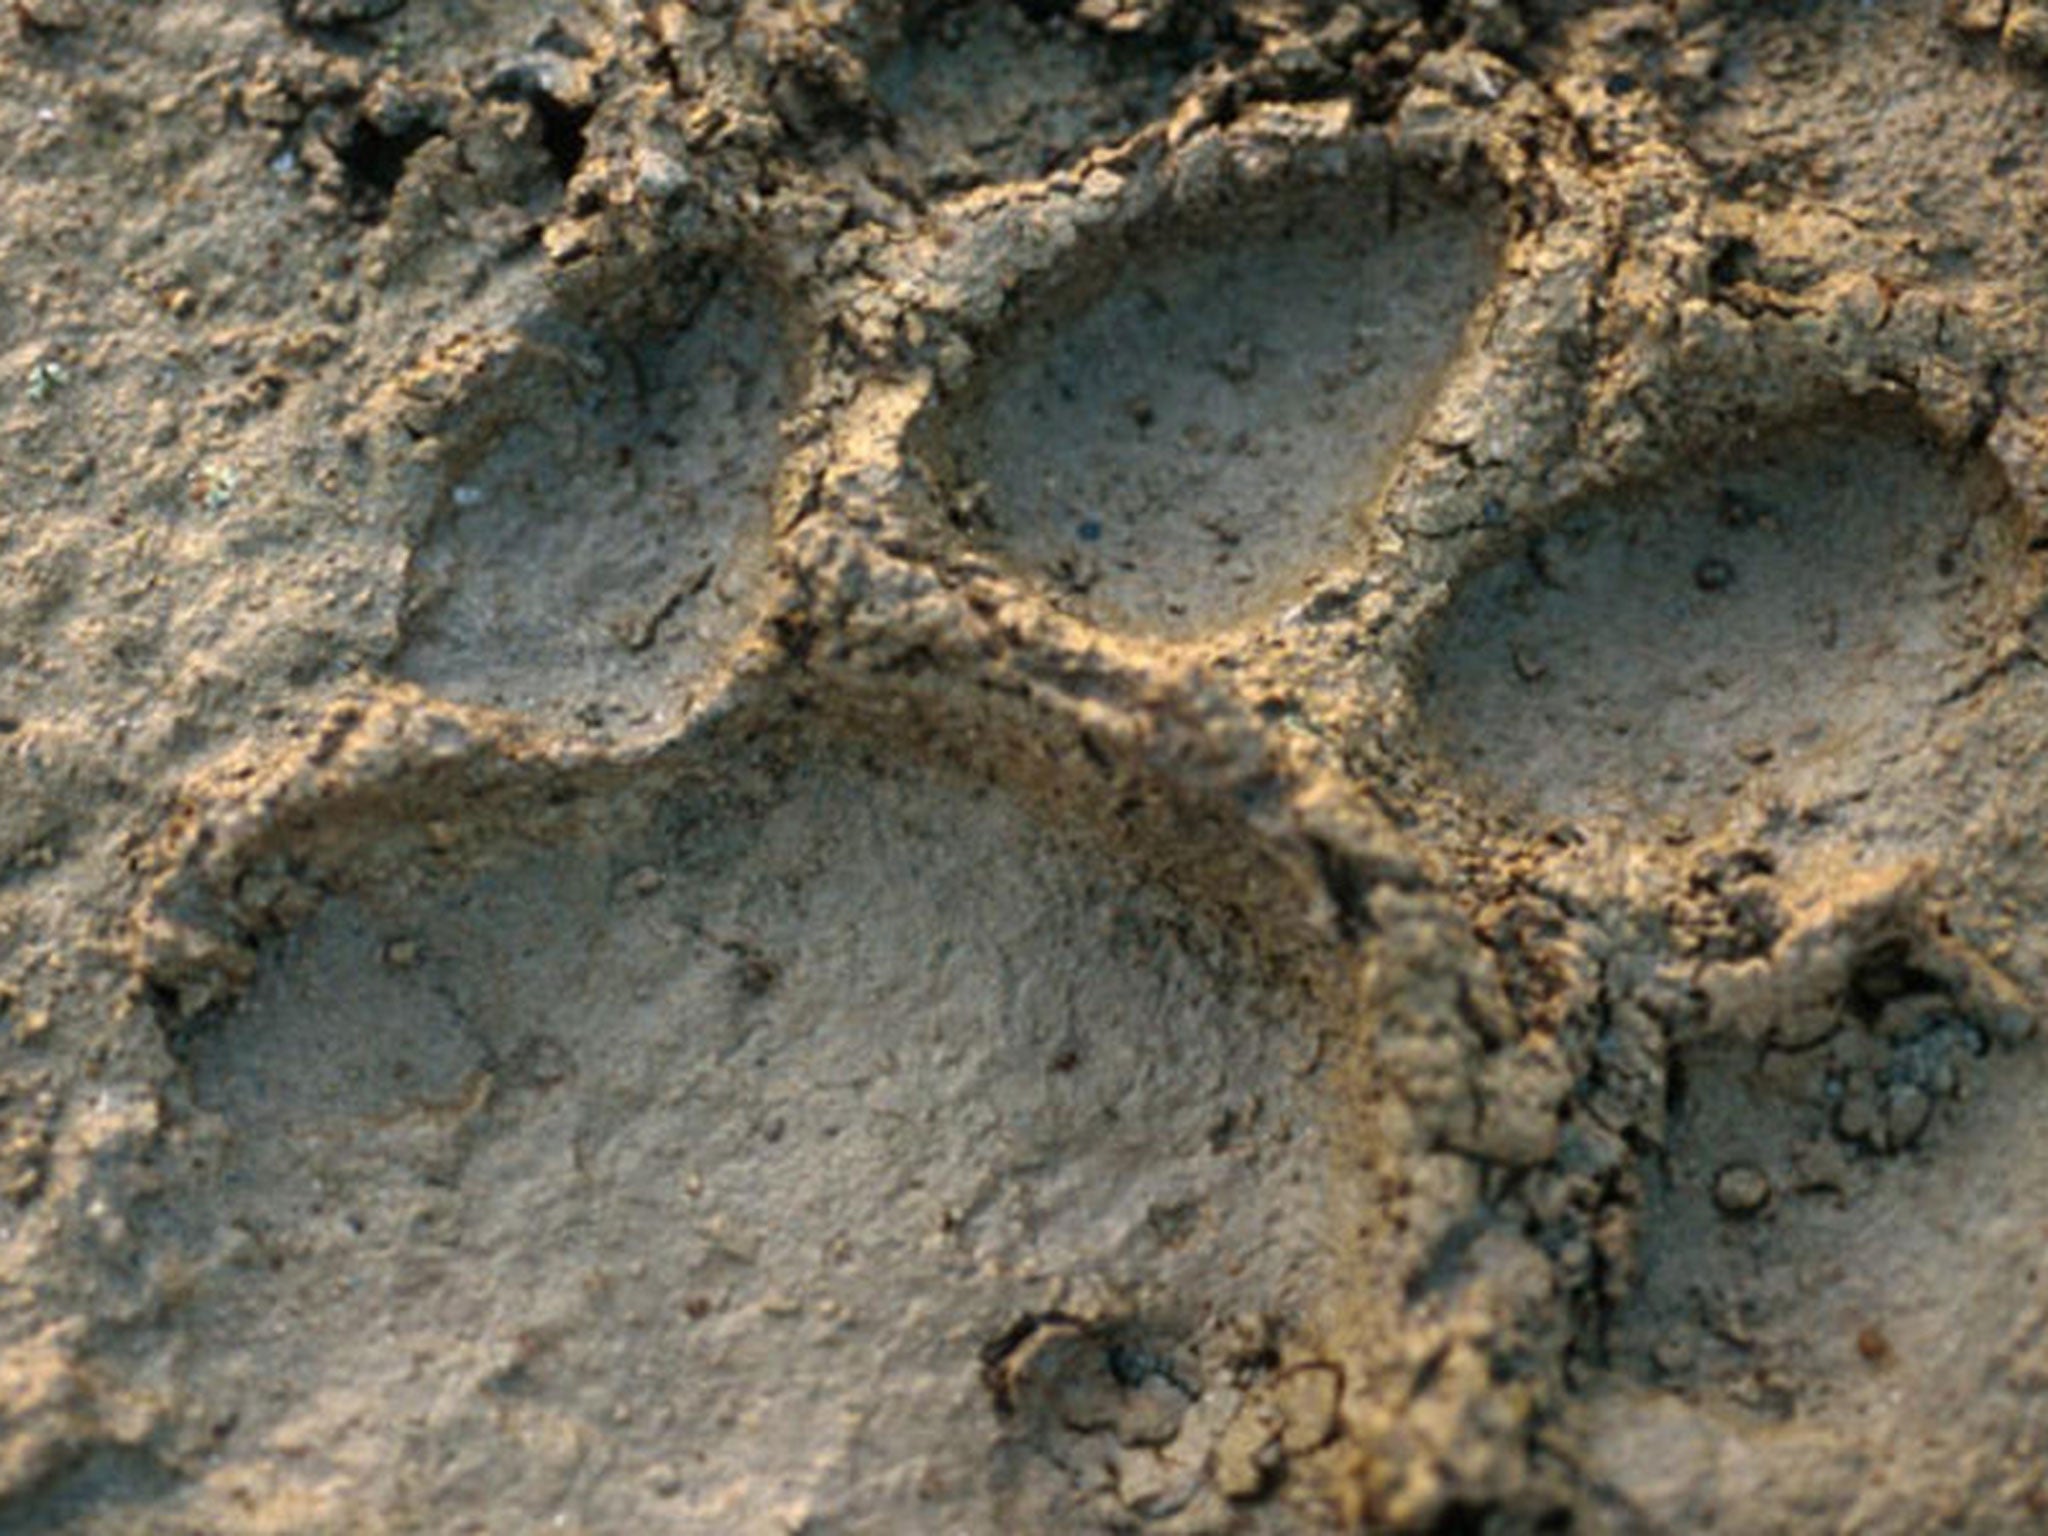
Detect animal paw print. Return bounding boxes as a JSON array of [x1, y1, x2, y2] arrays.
[[1417, 402, 2028, 837], [93, 10, 2048, 1532], [131, 689, 1363, 1532], [389, 256, 788, 740], [930, 131, 1500, 636], [100, 82, 1547, 1534]]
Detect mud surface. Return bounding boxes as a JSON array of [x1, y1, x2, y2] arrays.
[[7, 1, 2048, 1533]]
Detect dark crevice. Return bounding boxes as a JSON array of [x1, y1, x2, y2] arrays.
[[1663, 1048, 1690, 1125], [281, 0, 405, 39], [481, 63, 596, 184], [1405, 1213, 1491, 1304], [981, 1311, 1083, 1412], [1424, 1501, 1496, 1535], [533, 95, 593, 183], [1845, 938, 1952, 1022], [1308, 837, 1376, 941], [333, 111, 443, 204], [1707, 234, 1761, 288]]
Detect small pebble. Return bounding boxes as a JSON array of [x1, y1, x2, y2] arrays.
[[1712, 1162, 1773, 1215], [1881, 1083, 1933, 1149], [383, 937, 421, 969], [1270, 1364, 1343, 1455], [1511, 642, 1548, 683], [1789, 1137, 1850, 1195], [1989, 1008, 2037, 1047], [1652, 1334, 1695, 1374], [1717, 488, 1766, 528], [15, 0, 87, 30], [633, 148, 688, 202], [1694, 557, 1737, 592], [644, 1464, 683, 1498]]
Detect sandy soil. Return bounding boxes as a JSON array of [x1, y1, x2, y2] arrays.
[[6, 0, 2048, 1531]]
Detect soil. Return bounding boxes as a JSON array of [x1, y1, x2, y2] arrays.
[[5, 1, 2048, 1533]]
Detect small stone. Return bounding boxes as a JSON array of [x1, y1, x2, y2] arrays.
[[289, 0, 406, 25], [1988, 1008, 2037, 1047], [1717, 488, 1768, 528], [1114, 1373, 1190, 1448], [1833, 1073, 1881, 1146], [1270, 1364, 1343, 1455], [1881, 1082, 1933, 1149], [1875, 994, 1943, 1042], [1694, 556, 1737, 593], [1712, 1163, 1772, 1215], [2006, 0, 2048, 63], [989, 1322, 1126, 1434], [1217, 1312, 1277, 1376], [632, 147, 689, 202], [1789, 1137, 1850, 1195], [630, 866, 665, 896], [1652, 1334, 1695, 1375], [1117, 1447, 1202, 1521], [24, 358, 66, 401], [1214, 1400, 1283, 1501], [1944, 0, 2006, 34], [1528, 531, 1572, 589], [644, 1464, 683, 1497], [383, 937, 421, 969], [14, 0, 88, 31], [1465, 0, 1526, 49], [192, 461, 240, 513], [1217, 338, 1258, 384], [1929, 1056, 1959, 1098]]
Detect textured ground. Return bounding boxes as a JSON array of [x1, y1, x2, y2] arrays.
[[5, 0, 2048, 1531]]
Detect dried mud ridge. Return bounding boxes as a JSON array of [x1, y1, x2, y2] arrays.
[[7, 1, 2048, 1533]]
